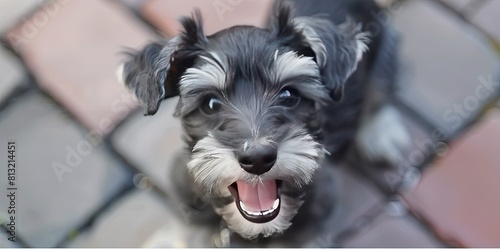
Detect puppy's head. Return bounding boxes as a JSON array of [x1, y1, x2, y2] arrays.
[[119, 3, 367, 239]]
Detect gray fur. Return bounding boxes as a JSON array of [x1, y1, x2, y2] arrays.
[[117, 0, 407, 243]]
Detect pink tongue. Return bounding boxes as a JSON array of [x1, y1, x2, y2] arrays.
[[236, 180, 277, 212]]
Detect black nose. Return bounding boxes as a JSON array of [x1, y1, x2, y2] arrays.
[[238, 144, 277, 175]]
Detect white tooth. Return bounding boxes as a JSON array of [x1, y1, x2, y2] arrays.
[[250, 211, 261, 216], [239, 201, 261, 216], [239, 201, 248, 212], [262, 209, 272, 215], [261, 199, 280, 215], [272, 198, 280, 210], [240, 199, 281, 217]]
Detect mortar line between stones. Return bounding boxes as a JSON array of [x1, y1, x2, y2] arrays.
[[0, 86, 142, 247], [0, 223, 29, 247], [52, 125, 183, 247], [388, 82, 500, 248], [406, 209, 461, 247], [0, 0, 49, 41], [54, 182, 136, 248], [103, 137, 194, 222], [110, 0, 171, 43], [464, 0, 492, 16], [0, 79, 32, 114], [335, 203, 386, 246], [434, 0, 499, 48]]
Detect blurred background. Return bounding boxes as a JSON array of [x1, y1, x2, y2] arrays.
[[0, 0, 499, 247]]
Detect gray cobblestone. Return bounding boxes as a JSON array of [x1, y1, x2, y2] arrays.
[[111, 97, 184, 194], [0, 91, 131, 247], [394, 0, 499, 137], [472, 0, 500, 42], [0, 46, 25, 103], [343, 212, 445, 247], [0, 230, 20, 247], [65, 190, 184, 247], [0, 0, 46, 33]]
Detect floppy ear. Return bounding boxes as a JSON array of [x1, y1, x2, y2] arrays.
[[273, 3, 369, 101], [117, 11, 207, 115]]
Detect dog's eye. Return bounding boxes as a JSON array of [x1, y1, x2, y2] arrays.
[[200, 96, 223, 115], [277, 88, 300, 108]]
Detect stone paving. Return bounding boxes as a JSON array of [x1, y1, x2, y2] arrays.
[[0, 45, 26, 105], [0, 92, 132, 247], [343, 213, 445, 248], [394, 0, 498, 137], [404, 111, 500, 247], [0, 0, 499, 247]]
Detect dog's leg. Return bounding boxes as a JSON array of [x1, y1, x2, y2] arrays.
[[355, 105, 411, 166], [353, 22, 411, 167]]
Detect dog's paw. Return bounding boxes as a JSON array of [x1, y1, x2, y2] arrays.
[[355, 105, 411, 166]]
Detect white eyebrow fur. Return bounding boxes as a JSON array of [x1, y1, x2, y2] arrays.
[[179, 53, 228, 94], [273, 51, 320, 83]]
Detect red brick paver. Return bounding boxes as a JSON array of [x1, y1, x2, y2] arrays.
[[404, 111, 500, 247], [3, 0, 157, 135], [141, 0, 274, 37]]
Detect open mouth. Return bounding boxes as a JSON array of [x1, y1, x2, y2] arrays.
[[228, 180, 281, 223]]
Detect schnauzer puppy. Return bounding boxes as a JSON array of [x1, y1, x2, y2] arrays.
[[118, 0, 410, 243]]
